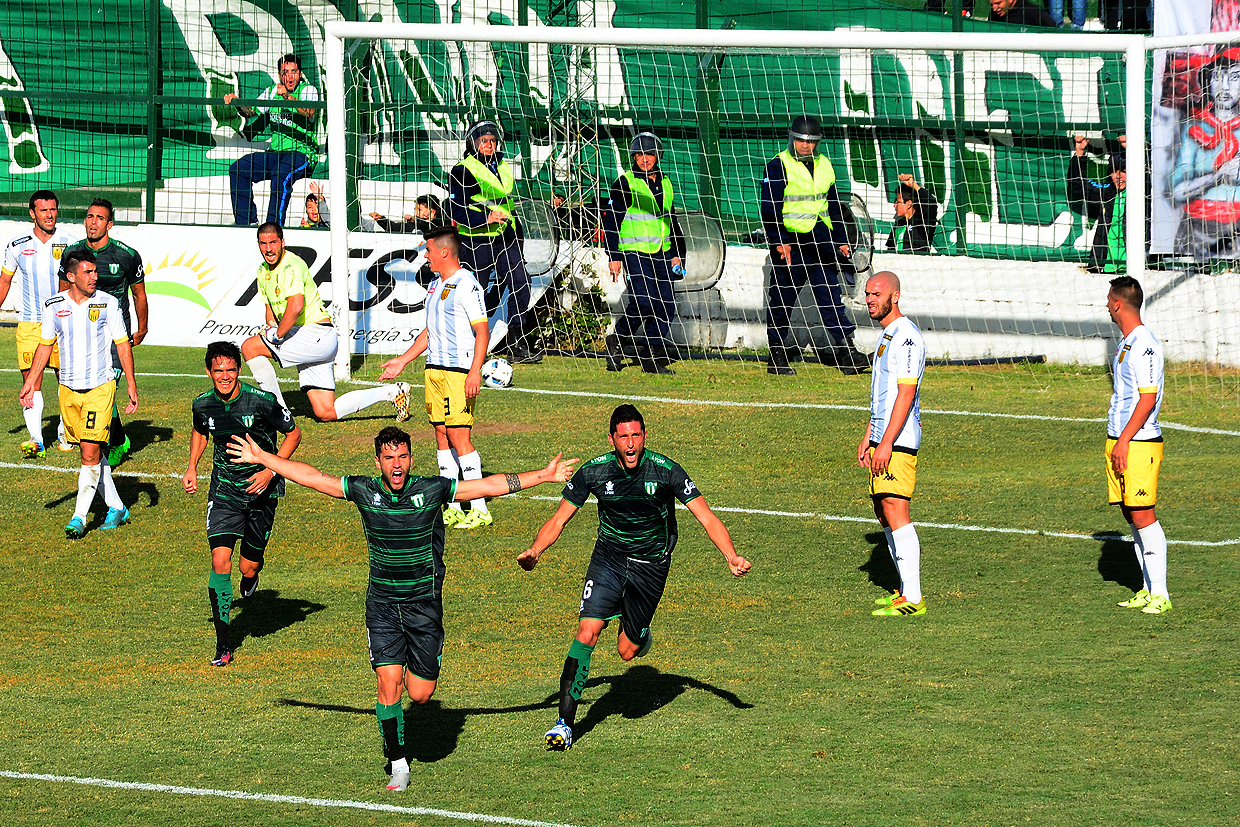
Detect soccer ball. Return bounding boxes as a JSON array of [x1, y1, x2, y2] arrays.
[[481, 357, 513, 389]]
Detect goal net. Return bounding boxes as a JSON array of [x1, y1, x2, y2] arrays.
[[324, 22, 1237, 407]]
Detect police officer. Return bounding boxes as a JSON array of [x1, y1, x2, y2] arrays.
[[448, 121, 541, 364], [603, 132, 684, 375], [760, 115, 869, 376]]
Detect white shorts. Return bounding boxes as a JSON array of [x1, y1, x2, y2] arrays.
[[265, 323, 339, 391]]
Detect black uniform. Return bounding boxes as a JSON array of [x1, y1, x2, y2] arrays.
[[192, 382, 296, 556], [563, 448, 700, 642], [61, 238, 143, 338], [342, 473, 456, 680]]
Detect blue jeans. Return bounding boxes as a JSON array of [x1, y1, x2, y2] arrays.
[[229, 150, 312, 226], [1049, 0, 1086, 28]]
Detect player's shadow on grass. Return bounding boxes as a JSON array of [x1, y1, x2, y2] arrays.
[[230, 590, 326, 650], [43, 479, 161, 527], [1096, 535, 1144, 592], [566, 665, 753, 746], [858, 532, 899, 594], [113, 420, 175, 462]]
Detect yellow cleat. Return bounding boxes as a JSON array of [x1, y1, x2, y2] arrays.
[[872, 595, 926, 616], [453, 508, 494, 530]]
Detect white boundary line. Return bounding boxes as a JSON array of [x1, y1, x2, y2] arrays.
[[5, 367, 1237, 436], [0, 771, 588, 827]]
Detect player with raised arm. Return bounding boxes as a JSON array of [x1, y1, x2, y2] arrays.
[[228, 426, 576, 791], [379, 227, 493, 530], [518, 404, 751, 751], [20, 249, 138, 538], [1105, 276, 1170, 614], [857, 271, 928, 617], [2, 190, 75, 456], [184, 341, 302, 667], [62, 198, 147, 466]]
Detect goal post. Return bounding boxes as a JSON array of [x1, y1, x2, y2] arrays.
[[324, 21, 1179, 387]]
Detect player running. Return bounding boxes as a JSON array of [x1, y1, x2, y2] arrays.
[[2, 190, 76, 456], [19, 249, 138, 538], [857, 271, 928, 617], [518, 404, 751, 751], [380, 227, 494, 530], [228, 426, 576, 792], [1104, 276, 1170, 614], [184, 341, 302, 667]]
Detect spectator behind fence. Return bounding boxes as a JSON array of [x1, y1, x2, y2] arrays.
[[223, 53, 319, 227], [369, 195, 444, 235], [300, 182, 329, 228], [989, 0, 1056, 26], [885, 174, 938, 254], [1068, 135, 1126, 273]]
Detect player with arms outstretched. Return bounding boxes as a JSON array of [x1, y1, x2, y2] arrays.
[[518, 404, 751, 750], [184, 340, 302, 667], [229, 426, 576, 791]]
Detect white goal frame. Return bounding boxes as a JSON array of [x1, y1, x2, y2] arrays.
[[324, 22, 1150, 381]]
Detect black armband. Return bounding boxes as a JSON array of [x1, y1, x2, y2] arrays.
[[505, 473, 521, 493]]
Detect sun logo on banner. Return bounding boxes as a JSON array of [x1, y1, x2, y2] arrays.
[[143, 252, 217, 311]]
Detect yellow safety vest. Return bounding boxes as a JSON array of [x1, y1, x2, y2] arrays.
[[618, 172, 673, 254], [459, 156, 515, 238], [777, 149, 835, 233]]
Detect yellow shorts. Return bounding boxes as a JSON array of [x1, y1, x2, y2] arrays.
[[16, 321, 59, 371], [868, 446, 918, 500], [1105, 438, 1162, 508], [59, 381, 115, 445], [424, 368, 475, 428]]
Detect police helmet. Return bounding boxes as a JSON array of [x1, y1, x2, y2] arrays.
[[629, 132, 663, 158], [789, 115, 823, 143], [466, 120, 503, 155]]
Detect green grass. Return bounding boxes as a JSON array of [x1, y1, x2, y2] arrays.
[[1, 334, 1237, 826]]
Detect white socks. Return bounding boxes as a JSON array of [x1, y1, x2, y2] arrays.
[[890, 523, 922, 604], [74, 464, 101, 521], [245, 357, 288, 409], [457, 450, 487, 513], [335, 385, 398, 418], [438, 449, 464, 512], [99, 458, 124, 510], [1133, 521, 1169, 599], [24, 390, 43, 443]]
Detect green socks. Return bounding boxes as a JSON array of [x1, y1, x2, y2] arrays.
[[208, 571, 233, 652], [376, 701, 406, 762], [558, 639, 596, 723]]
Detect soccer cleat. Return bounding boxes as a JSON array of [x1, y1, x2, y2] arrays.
[[874, 591, 901, 607], [393, 382, 413, 423], [453, 508, 494, 530], [100, 506, 130, 530], [545, 719, 573, 751], [240, 574, 260, 598], [635, 629, 654, 659], [604, 334, 624, 372], [106, 435, 131, 467], [211, 649, 233, 667], [386, 766, 410, 792], [1117, 588, 1151, 609], [20, 440, 45, 459], [872, 595, 926, 616], [442, 506, 466, 527], [64, 517, 87, 540], [1141, 595, 1172, 615], [57, 434, 74, 452]]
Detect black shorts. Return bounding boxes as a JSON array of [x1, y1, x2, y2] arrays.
[[366, 592, 444, 681], [579, 548, 670, 644], [206, 496, 277, 559]]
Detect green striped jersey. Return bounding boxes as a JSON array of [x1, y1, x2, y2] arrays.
[[192, 382, 296, 503]]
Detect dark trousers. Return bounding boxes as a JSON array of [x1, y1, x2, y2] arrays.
[[230, 150, 312, 226], [461, 229, 532, 342], [614, 251, 676, 350], [766, 240, 854, 350]]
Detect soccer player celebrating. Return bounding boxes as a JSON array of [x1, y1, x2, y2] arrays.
[[518, 404, 752, 751], [228, 426, 577, 792], [19, 249, 138, 538], [239, 222, 411, 422], [379, 227, 494, 530], [857, 271, 927, 617], [1105, 276, 1170, 614], [184, 341, 302, 667], [2, 189, 76, 456], [62, 198, 147, 466]]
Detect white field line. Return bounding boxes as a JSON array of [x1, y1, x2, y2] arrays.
[[0, 771, 588, 827], [5, 367, 1236, 436]]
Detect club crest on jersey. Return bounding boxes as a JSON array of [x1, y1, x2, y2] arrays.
[[52, 244, 66, 260], [440, 284, 456, 302], [645, 481, 657, 495], [413, 493, 425, 508], [88, 306, 101, 322], [109, 263, 119, 274], [878, 332, 893, 358], [1118, 344, 1130, 364], [242, 415, 254, 427]]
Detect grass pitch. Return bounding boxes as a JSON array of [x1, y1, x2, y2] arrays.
[[1, 335, 1237, 826]]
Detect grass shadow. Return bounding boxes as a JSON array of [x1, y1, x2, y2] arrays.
[[111, 419, 176, 464], [230, 590, 326, 650], [1097, 534, 1143, 592], [857, 531, 899, 594]]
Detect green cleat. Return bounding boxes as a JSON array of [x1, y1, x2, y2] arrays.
[[874, 591, 900, 607], [454, 508, 494, 530], [1117, 588, 1151, 609], [20, 440, 45, 459], [872, 595, 925, 616], [442, 506, 466, 527], [106, 434, 131, 467], [1141, 595, 1172, 615]]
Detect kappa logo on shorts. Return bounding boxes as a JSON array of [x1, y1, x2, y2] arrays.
[[1136, 488, 1148, 497]]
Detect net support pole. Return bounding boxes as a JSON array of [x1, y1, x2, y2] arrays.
[[1126, 40, 1146, 283], [327, 30, 351, 383]]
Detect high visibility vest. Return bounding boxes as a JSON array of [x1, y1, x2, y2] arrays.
[[618, 171, 673, 254], [268, 81, 318, 156], [1104, 190, 1126, 274], [777, 149, 835, 234], [459, 156, 514, 238]]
